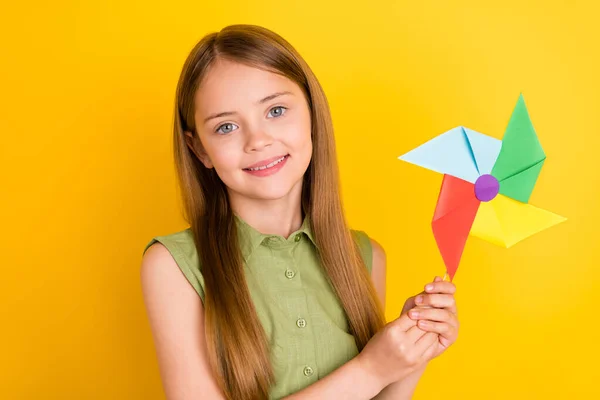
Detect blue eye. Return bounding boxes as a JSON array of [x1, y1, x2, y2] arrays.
[[215, 106, 287, 134], [268, 106, 287, 118], [215, 123, 238, 135]]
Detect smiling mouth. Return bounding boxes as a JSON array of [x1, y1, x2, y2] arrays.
[[243, 155, 289, 171]]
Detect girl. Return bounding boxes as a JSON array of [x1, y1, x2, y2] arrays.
[[141, 24, 459, 400]]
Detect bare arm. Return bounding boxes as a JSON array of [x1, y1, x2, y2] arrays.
[[141, 243, 226, 400], [373, 364, 427, 399], [282, 357, 384, 399], [369, 238, 428, 399]]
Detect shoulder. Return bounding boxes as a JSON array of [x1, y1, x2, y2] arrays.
[[369, 237, 386, 274], [141, 228, 206, 302], [140, 228, 195, 293], [350, 230, 386, 272], [144, 228, 195, 253], [351, 230, 387, 308], [369, 237, 386, 306], [140, 239, 192, 301], [350, 230, 373, 272]]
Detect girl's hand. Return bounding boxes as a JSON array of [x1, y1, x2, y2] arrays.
[[403, 276, 459, 360], [356, 310, 439, 391]]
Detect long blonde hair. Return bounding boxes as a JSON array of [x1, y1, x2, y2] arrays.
[[173, 24, 385, 400]]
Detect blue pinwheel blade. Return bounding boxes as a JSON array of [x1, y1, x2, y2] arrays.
[[399, 127, 478, 182], [461, 127, 502, 176]]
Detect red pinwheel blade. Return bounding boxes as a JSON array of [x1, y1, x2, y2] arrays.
[[432, 175, 481, 281]]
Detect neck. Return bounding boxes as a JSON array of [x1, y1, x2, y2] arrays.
[[227, 180, 304, 239]]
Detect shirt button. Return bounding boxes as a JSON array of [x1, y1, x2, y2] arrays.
[[285, 269, 296, 279], [296, 318, 306, 328], [303, 366, 314, 376], [294, 234, 301, 242]]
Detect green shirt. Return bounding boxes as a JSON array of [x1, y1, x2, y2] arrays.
[[143, 214, 373, 399]]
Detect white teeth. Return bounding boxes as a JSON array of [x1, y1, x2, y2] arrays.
[[247, 156, 286, 171]]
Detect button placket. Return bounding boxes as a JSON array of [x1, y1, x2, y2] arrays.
[[271, 232, 317, 380]]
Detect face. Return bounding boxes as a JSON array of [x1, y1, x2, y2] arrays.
[[186, 58, 313, 203]]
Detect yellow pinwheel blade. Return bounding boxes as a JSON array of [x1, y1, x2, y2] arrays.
[[470, 201, 507, 247], [470, 194, 566, 248]]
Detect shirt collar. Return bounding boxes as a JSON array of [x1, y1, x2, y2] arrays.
[[234, 213, 316, 262]]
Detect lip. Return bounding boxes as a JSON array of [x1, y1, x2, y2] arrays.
[[243, 154, 289, 177], [244, 154, 289, 170]]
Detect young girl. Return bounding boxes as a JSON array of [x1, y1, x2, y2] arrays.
[[140, 24, 459, 400]]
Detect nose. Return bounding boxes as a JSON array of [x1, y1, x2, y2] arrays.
[[244, 126, 273, 152]]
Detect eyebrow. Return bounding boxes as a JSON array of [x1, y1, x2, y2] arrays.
[[203, 91, 294, 124]]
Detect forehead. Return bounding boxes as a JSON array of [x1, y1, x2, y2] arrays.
[[194, 58, 300, 114]]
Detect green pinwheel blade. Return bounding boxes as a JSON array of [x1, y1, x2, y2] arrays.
[[491, 94, 546, 203]]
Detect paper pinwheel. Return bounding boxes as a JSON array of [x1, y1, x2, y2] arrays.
[[398, 94, 566, 281]]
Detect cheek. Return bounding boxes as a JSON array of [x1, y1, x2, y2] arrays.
[[299, 127, 313, 164], [287, 116, 312, 156], [204, 140, 241, 171]]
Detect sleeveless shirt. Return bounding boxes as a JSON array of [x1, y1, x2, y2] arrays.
[[143, 214, 373, 399]]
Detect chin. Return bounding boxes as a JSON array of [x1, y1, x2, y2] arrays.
[[245, 179, 299, 201], [224, 170, 304, 201]]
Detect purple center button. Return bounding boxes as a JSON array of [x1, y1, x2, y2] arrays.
[[475, 174, 499, 202]]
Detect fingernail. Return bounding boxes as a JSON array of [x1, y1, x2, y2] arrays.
[[415, 295, 423, 304], [419, 320, 429, 327], [410, 311, 419, 318], [425, 284, 434, 291]]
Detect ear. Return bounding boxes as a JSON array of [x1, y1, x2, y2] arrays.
[[184, 131, 214, 169]]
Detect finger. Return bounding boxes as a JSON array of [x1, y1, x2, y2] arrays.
[[449, 300, 458, 316], [434, 276, 443, 282], [408, 307, 454, 323], [424, 280, 456, 295], [414, 331, 437, 354], [402, 291, 426, 314], [414, 293, 456, 309], [406, 324, 428, 343], [394, 312, 419, 331], [401, 297, 417, 314], [421, 336, 438, 360], [417, 319, 456, 339]]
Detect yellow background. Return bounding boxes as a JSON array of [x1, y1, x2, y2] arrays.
[[1, 0, 598, 398]]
